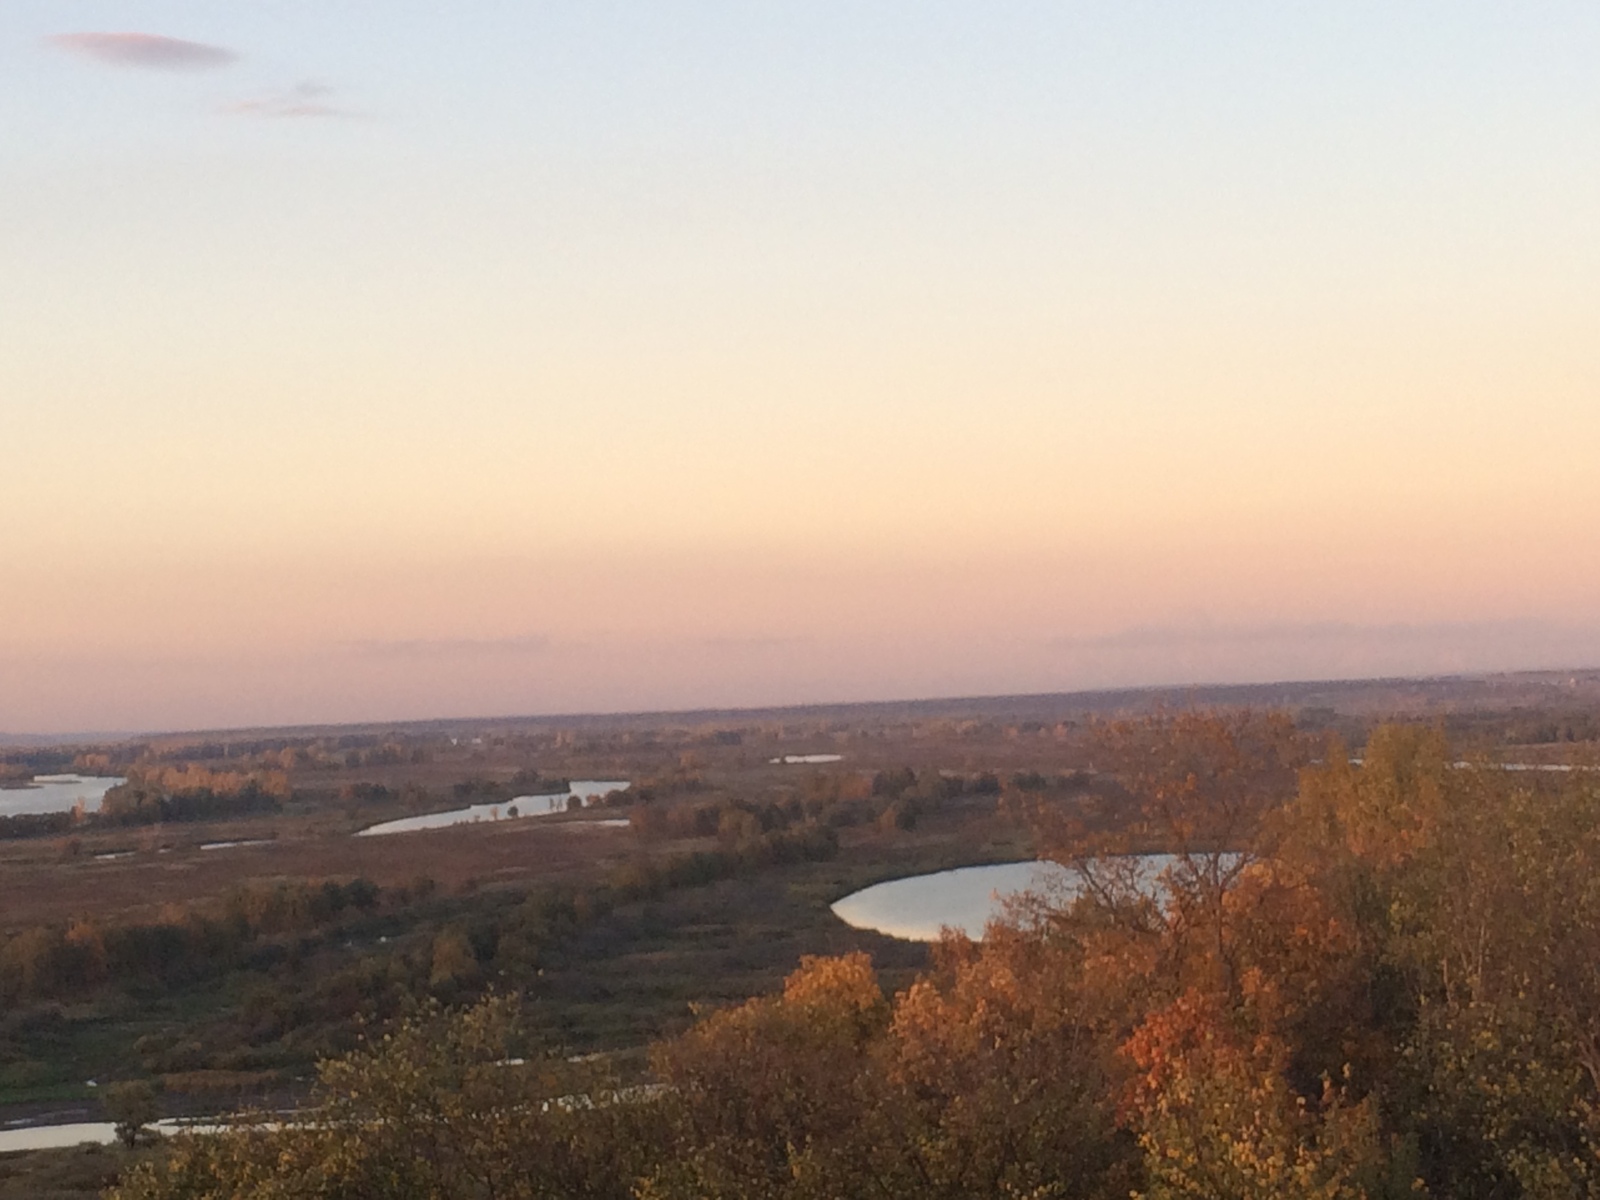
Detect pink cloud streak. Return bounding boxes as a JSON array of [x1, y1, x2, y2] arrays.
[[223, 82, 353, 120], [47, 32, 237, 71]]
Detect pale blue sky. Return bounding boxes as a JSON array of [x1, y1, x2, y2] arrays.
[[4, 3, 1600, 730]]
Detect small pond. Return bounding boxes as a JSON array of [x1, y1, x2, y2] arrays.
[[355, 781, 630, 837], [831, 854, 1199, 941], [0, 1118, 198, 1153], [770, 754, 843, 764], [200, 839, 276, 852], [0, 775, 124, 819]]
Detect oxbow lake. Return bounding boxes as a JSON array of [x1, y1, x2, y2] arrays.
[[355, 781, 630, 837], [831, 855, 1195, 941], [0, 775, 123, 819]]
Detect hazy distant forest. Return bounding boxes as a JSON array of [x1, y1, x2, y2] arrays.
[[3, 678, 1600, 1198]]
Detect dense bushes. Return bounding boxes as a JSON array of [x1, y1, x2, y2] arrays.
[[114, 997, 665, 1200], [0, 809, 76, 840], [0, 879, 383, 1006]]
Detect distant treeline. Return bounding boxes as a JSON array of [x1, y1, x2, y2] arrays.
[[628, 767, 1012, 842], [1502, 712, 1600, 744]]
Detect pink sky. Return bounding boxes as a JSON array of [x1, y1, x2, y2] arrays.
[[5, 4, 1600, 731]]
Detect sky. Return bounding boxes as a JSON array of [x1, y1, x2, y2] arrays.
[[4, 2, 1600, 733]]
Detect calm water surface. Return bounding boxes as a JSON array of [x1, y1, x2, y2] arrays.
[[200, 839, 275, 851], [0, 775, 124, 819], [355, 781, 629, 837], [831, 855, 1197, 941], [0, 1118, 199, 1153]]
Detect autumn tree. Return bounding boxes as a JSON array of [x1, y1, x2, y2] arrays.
[[642, 953, 895, 1200], [1027, 711, 1309, 999], [104, 1080, 161, 1149], [1120, 990, 1402, 1200], [879, 925, 1139, 1199]]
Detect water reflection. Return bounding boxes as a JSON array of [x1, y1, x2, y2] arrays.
[[831, 854, 1203, 941], [0, 775, 124, 819], [0, 1118, 203, 1153], [199, 839, 275, 851], [355, 781, 629, 837]]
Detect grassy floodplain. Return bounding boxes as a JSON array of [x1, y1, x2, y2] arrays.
[[2, 671, 1600, 1196]]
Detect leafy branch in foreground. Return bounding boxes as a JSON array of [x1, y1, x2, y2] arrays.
[[111, 995, 662, 1200]]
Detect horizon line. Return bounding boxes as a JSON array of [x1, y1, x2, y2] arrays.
[[6, 664, 1599, 748]]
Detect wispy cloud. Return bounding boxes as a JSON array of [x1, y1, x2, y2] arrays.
[[698, 634, 811, 651], [1050, 618, 1589, 653], [223, 81, 355, 120], [1040, 619, 1600, 688], [47, 32, 238, 70], [343, 635, 552, 660]]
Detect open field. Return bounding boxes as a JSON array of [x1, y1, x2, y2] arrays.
[[0, 815, 634, 931]]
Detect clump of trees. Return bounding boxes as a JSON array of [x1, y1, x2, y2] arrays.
[[0, 808, 79, 839], [98, 767, 288, 827], [109, 714, 1600, 1198], [628, 796, 813, 841], [618, 770, 997, 842]]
